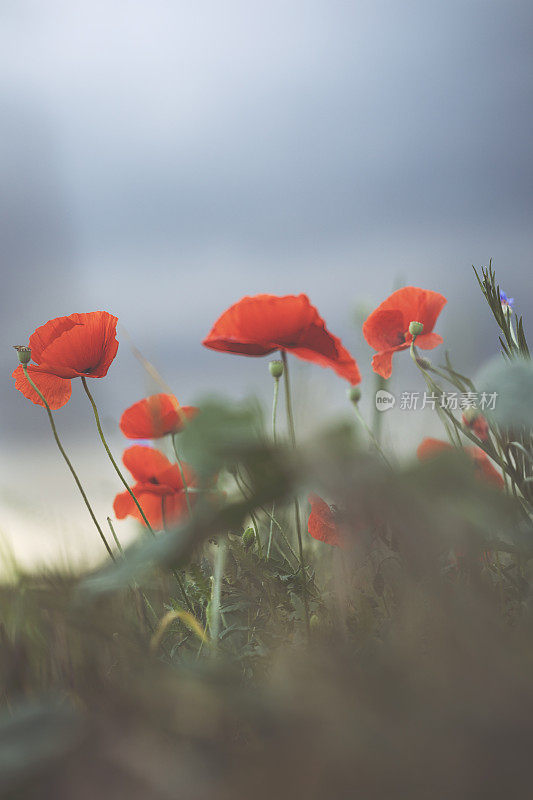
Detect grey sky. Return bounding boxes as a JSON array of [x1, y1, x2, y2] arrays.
[[2, 0, 532, 445]]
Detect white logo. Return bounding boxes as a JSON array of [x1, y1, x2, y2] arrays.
[[375, 390, 396, 411]]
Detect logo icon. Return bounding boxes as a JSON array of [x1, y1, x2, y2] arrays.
[[375, 390, 396, 411]]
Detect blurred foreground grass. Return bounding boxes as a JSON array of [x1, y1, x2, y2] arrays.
[[2, 401, 533, 799]]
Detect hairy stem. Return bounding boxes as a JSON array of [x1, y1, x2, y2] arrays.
[[171, 433, 193, 516], [266, 373, 280, 560], [280, 350, 310, 636], [81, 377, 156, 536], [22, 366, 115, 561]]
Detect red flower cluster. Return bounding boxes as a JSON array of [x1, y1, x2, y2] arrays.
[[363, 287, 447, 378], [113, 446, 195, 530], [12, 311, 118, 409], [417, 438, 503, 489], [120, 394, 198, 440], [203, 293, 361, 384]]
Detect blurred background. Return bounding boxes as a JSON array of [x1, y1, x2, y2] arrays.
[[1, 0, 532, 570]]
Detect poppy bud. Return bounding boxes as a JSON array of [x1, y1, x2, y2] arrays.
[[348, 385, 361, 405], [408, 320, 424, 336], [13, 345, 31, 364], [462, 408, 489, 441], [242, 526, 255, 548], [462, 407, 478, 425], [269, 360, 284, 379], [416, 356, 431, 370]]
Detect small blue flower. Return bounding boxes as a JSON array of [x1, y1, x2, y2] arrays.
[[500, 290, 515, 310]]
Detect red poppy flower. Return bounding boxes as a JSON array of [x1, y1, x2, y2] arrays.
[[12, 311, 119, 410], [113, 445, 196, 530], [363, 287, 447, 379], [203, 294, 361, 384], [120, 394, 199, 440], [416, 437, 504, 489], [308, 494, 349, 548]]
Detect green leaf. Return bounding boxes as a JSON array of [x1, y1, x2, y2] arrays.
[[179, 397, 264, 478]]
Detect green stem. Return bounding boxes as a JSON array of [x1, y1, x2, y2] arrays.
[[372, 373, 386, 444], [22, 366, 115, 561], [106, 516, 123, 555], [81, 377, 156, 536], [353, 404, 392, 468], [280, 350, 310, 636], [171, 433, 193, 516], [208, 537, 226, 651], [266, 374, 280, 560]]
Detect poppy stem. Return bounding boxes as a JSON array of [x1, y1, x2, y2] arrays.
[[280, 350, 311, 636], [266, 369, 281, 560], [352, 405, 392, 468], [22, 366, 115, 562], [410, 341, 462, 448], [170, 434, 193, 516], [372, 373, 386, 444], [106, 516, 123, 555], [80, 377, 156, 536]]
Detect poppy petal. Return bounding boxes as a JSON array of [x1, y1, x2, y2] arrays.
[[203, 294, 316, 354], [122, 445, 174, 483], [29, 316, 81, 364], [308, 494, 344, 547], [161, 493, 191, 527], [114, 487, 166, 529], [113, 489, 136, 520], [290, 324, 361, 384], [12, 364, 72, 410], [120, 394, 198, 439], [417, 437, 503, 489], [469, 450, 505, 489], [371, 350, 396, 380], [362, 309, 407, 351], [415, 332, 443, 351], [38, 311, 119, 378], [415, 290, 448, 333], [416, 438, 452, 460], [158, 463, 197, 491]]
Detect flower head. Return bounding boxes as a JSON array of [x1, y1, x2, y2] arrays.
[[416, 437, 503, 489], [120, 394, 198, 440], [113, 445, 195, 529], [308, 494, 349, 548], [500, 290, 514, 312], [363, 287, 447, 379], [12, 311, 118, 410], [203, 294, 361, 384]]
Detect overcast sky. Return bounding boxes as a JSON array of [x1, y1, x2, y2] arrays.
[[2, 0, 532, 446]]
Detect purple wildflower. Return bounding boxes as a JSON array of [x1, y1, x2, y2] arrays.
[[500, 290, 514, 311]]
